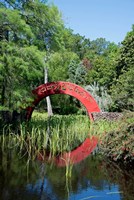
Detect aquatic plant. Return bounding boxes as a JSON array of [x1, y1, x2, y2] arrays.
[[0, 112, 90, 160]]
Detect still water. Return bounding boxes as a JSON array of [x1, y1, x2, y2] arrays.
[[0, 150, 134, 200]]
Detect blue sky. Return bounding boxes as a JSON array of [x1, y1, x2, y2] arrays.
[[51, 0, 134, 44]]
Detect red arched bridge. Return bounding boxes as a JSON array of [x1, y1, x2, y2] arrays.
[[26, 81, 100, 166], [26, 81, 100, 119]]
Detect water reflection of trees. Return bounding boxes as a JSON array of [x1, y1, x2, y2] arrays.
[[33, 155, 114, 199], [0, 149, 53, 200], [0, 150, 134, 200], [102, 160, 134, 200]]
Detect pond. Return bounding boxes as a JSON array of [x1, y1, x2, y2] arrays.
[[0, 149, 134, 200]]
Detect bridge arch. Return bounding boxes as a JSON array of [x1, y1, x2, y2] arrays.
[[26, 81, 100, 120]]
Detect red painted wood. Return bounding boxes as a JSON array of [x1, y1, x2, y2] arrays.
[[26, 81, 100, 120]]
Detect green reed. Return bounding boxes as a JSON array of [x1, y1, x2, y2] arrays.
[[0, 112, 90, 160]]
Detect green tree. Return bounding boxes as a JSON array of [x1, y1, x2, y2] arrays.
[[0, 41, 44, 111], [90, 38, 111, 55], [86, 41, 119, 88], [62, 29, 91, 59], [0, 0, 65, 51], [116, 25, 134, 78], [0, 0, 67, 113], [111, 68, 134, 111], [0, 7, 34, 43], [68, 60, 87, 85], [111, 25, 134, 111], [47, 51, 79, 82]]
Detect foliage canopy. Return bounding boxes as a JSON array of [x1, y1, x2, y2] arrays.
[[0, 0, 133, 114]]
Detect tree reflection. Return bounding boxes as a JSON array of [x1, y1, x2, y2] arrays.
[[102, 160, 134, 200], [0, 149, 134, 200]]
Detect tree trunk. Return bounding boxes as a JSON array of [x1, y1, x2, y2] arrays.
[[44, 67, 53, 117]]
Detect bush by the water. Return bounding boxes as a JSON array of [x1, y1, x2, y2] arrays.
[[90, 112, 134, 166]]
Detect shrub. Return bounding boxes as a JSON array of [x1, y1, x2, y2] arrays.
[[100, 122, 134, 165]]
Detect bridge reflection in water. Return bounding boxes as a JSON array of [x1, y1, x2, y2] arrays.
[[37, 136, 98, 167]]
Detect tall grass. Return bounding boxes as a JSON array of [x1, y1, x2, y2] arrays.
[[0, 112, 90, 160]]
